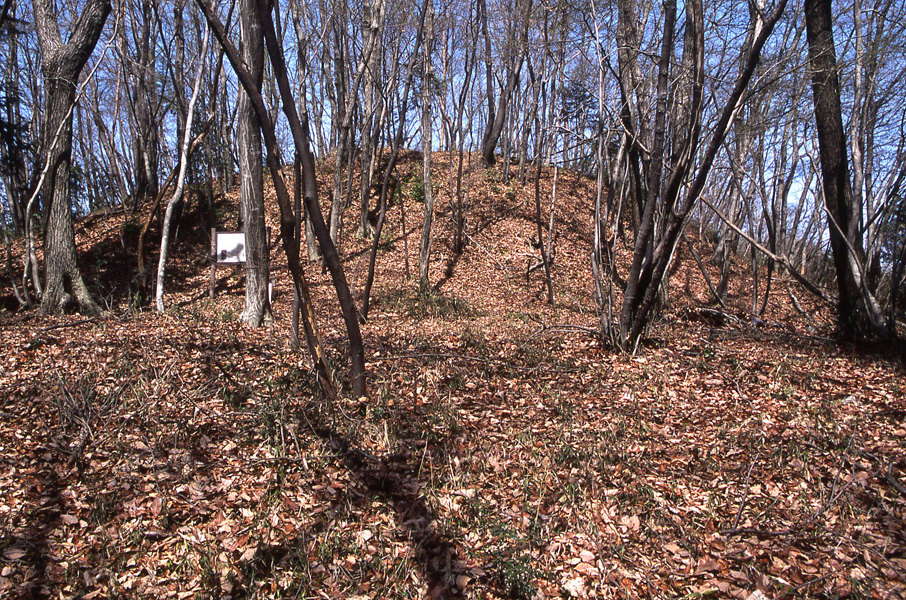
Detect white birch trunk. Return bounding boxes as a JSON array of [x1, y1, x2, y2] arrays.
[[156, 26, 209, 313]]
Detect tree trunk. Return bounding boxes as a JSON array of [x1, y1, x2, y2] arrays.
[[417, 0, 435, 294], [173, 0, 187, 154], [288, 0, 321, 262], [129, 0, 159, 211], [328, 22, 348, 245], [357, 0, 383, 239], [238, 0, 272, 326], [614, 0, 650, 233], [197, 0, 364, 398], [618, 0, 677, 345], [34, 0, 110, 315], [804, 0, 888, 340], [362, 0, 429, 317], [156, 26, 209, 313], [479, 0, 530, 166], [477, 0, 493, 164]]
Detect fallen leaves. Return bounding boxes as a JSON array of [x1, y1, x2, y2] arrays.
[[1, 158, 905, 599]]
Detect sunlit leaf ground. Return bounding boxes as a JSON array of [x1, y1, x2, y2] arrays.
[[2, 156, 904, 598]]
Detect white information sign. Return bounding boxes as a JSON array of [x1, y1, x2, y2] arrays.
[[215, 232, 247, 263]]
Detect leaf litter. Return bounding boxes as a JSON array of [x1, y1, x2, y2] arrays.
[[1, 155, 905, 599]]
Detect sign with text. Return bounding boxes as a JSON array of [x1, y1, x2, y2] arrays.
[[215, 232, 246, 264]]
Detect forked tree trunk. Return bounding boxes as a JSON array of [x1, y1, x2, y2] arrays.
[[34, 0, 110, 315], [479, 0, 530, 166], [618, 0, 678, 344], [618, 0, 788, 349]]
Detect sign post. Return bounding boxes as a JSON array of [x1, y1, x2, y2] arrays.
[[210, 230, 247, 299], [209, 228, 271, 300]]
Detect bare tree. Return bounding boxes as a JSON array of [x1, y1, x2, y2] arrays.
[[361, 0, 429, 318], [0, 0, 31, 235], [437, 0, 479, 256], [616, 0, 685, 345], [123, 0, 160, 212], [804, 0, 887, 340], [86, 73, 129, 208], [196, 0, 366, 398], [34, 0, 110, 315], [417, 0, 434, 294], [155, 21, 208, 313], [843, 0, 906, 333], [479, 0, 531, 166], [237, 0, 271, 325], [327, 0, 386, 244], [356, 0, 386, 239], [603, 0, 790, 349], [288, 0, 320, 262]]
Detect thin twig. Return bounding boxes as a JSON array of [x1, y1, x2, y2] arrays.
[[38, 318, 97, 332], [464, 232, 512, 272], [776, 572, 835, 599], [247, 453, 358, 466], [826, 429, 857, 506], [731, 459, 757, 530], [886, 462, 906, 498], [682, 231, 727, 310], [721, 526, 796, 537], [367, 351, 581, 373], [521, 315, 600, 347]]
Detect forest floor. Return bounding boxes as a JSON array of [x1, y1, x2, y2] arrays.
[[1, 154, 905, 599]]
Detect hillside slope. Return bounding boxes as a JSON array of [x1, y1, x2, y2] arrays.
[[1, 155, 904, 599]]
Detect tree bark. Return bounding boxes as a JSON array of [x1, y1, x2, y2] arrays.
[[156, 26, 209, 313], [196, 0, 364, 398], [479, 0, 531, 166], [34, 0, 110, 315], [417, 0, 435, 294], [804, 0, 888, 340], [362, 0, 429, 317], [238, 0, 272, 326]]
